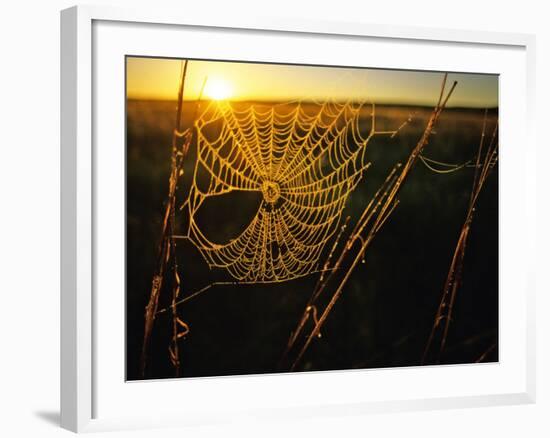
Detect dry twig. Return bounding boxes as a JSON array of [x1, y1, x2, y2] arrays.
[[282, 74, 458, 371], [421, 109, 499, 365], [140, 61, 192, 378]]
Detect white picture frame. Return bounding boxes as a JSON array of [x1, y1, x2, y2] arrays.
[[60, 4, 536, 433]]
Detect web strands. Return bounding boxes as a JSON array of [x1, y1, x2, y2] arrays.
[[183, 99, 379, 283]]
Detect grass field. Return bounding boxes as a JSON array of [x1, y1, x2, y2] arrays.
[[126, 99, 498, 380]]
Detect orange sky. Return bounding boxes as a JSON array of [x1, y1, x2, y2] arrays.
[[126, 56, 498, 108]]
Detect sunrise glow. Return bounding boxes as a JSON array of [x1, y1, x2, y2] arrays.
[[204, 78, 233, 100]]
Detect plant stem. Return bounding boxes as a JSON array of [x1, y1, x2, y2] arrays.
[[286, 75, 457, 371], [140, 60, 190, 378]]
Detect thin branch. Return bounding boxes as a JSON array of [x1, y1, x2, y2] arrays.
[[475, 342, 497, 363], [140, 60, 191, 378], [285, 74, 458, 371], [422, 112, 498, 365]]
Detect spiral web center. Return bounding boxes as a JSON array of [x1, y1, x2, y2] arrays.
[[261, 180, 281, 204]]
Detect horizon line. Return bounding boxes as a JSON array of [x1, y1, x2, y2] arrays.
[[126, 97, 499, 110]]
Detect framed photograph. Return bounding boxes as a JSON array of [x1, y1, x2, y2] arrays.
[[61, 5, 536, 432]]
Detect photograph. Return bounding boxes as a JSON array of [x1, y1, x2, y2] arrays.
[[125, 56, 499, 381]]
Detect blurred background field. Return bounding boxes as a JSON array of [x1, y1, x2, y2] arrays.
[[126, 99, 498, 380]]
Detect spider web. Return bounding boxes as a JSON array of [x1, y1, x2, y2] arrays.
[[180, 99, 398, 283]]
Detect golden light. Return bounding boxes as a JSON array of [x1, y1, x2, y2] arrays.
[[204, 78, 233, 100]]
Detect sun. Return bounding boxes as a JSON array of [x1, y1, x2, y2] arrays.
[[204, 78, 233, 101]]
